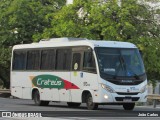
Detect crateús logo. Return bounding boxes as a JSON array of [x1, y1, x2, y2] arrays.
[[30, 74, 79, 89], [32, 75, 64, 88]]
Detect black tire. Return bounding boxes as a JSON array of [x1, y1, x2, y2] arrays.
[[123, 103, 135, 110], [86, 93, 98, 110], [33, 90, 49, 106], [67, 102, 81, 108]]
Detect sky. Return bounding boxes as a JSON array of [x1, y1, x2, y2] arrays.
[[66, 0, 73, 4]]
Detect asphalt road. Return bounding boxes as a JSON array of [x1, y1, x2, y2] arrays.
[[0, 97, 160, 119]]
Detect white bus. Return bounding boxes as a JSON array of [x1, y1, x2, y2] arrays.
[[11, 38, 147, 110]]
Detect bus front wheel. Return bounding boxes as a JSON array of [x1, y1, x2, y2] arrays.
[[86, 93, 98, 110], [33, 90, 49, 106], [123, 103, 135, 110]]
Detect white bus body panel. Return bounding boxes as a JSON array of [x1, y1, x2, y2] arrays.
[[40, 88, 54, 101], [11, 86, 22, 99], [70, 72, 98, 102], [94, 78, 147, 103], [22, 87, 32, 99], [11, 71, 100, 103], [11, 72, 71, 101]]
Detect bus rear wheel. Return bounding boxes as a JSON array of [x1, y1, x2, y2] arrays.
[[33, 90, 49, 106], [123, 103, 135, 110], [86, 93, 98, 110], [67, 102, 81, 108]]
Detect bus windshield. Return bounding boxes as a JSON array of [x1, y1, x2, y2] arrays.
[[95, 47, 146, 79]]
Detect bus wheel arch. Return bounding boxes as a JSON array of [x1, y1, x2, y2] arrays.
[[82, 90, 90, 103], [82, 90, 98, 110], [32, 88, 49, 106], [32, 88, 38, 100]]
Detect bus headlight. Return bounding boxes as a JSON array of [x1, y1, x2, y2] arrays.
[[140, 85, 147, 93], [104, 94, 108, 99], [101, 84, 115, 93]]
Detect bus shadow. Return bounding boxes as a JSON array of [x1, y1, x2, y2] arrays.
[[22, 103, 125, 111]]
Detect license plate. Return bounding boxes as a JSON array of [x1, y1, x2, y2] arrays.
[[123, 98, 132, 102]]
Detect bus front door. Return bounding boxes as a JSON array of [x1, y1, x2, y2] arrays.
[[70, 52, 83, 103]]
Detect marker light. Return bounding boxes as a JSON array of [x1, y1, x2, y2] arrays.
[[101, 84, 115, 93]]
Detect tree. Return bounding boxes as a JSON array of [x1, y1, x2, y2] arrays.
[[34, 0, 93, 40], [41, 0, 160, 40], [0, 47, 11, 88], [41, 0, 160, 82], [0, 0, 66, 88], [0, 0, 66, 46]]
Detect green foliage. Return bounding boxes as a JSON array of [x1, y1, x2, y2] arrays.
[[41, 0, 160, 40], [0, 0, 66, 46], [0, 0, 66, 88], [35, 0, 93, 40], [0, 47, 11, 88]]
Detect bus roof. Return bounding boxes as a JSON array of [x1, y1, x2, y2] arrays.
[[13, 37, 137, 50]]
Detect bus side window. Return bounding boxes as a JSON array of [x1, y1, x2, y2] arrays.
[[83, 51, 96, 73], [27, 50, 40, 70], [56, 49, 71, 70], [41, 49, 55, 70], [72, 53, 81, 71], [13, 51, 26, 70]]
